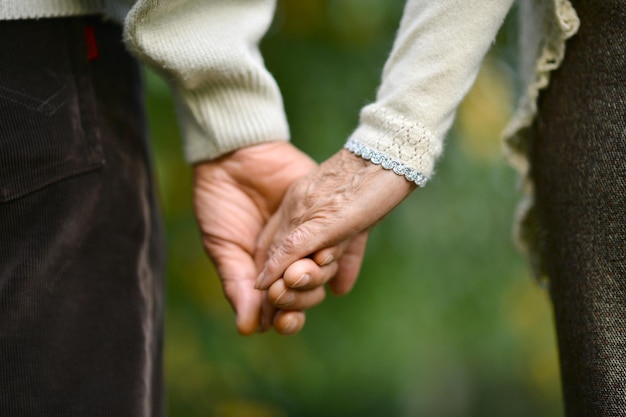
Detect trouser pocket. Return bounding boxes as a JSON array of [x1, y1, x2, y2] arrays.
[[0, 18, 104, 202]]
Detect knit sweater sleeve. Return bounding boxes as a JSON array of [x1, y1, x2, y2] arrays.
[[123, 0, 289, 163], [345, 0, 515, 186]]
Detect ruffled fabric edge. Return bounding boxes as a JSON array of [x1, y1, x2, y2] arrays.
[[344, 138, 429, 187], [502, 0, 580, 283]]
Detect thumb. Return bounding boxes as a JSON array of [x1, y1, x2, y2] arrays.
[[225, 278, 263, 335], [210, 243, 264, 335]]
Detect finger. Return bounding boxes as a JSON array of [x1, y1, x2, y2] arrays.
[[254, 210, 279, 273], [259, 292, 277, 333], [257, 150, 416, 291], [273, 310, 306, 335], [255, 223, 332, 290], [254, 209, 291, 289], [283, 258, 339, 290], [208, 242, 263, 335], [311, 241, 348, 267], [226, 279, 263, 335], [329, 231, 369, 296], [268, 279, 327, 310]]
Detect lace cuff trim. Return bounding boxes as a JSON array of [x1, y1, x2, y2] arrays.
[[344, 138, 429, 187]]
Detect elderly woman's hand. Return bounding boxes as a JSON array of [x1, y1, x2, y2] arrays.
[[255, 149, 417, 303]]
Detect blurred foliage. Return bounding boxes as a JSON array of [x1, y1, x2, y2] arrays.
[[143, 1, 562, 416]]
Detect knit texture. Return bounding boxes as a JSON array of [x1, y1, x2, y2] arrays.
[[1, 0, 290, 164], [124, 0, 290, 163], [346, 0, 515, 184], [0, 0, 580, 228]]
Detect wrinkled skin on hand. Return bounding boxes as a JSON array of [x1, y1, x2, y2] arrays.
[[194, 142, 366, 335], [255, 149, 417, 297]]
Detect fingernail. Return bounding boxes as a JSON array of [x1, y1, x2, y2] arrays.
[[321, 254, 334, 266], [274, 289, 295, 307], [292, 274, 311, 288], [254, 272, 265, 289], [282, 317, 297, 334]]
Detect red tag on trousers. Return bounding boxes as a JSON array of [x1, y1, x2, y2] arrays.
[[84, 25, 99, 61]]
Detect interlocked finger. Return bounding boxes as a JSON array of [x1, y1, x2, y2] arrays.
[[259, 291, 277, 333], [311, 241, 348, 268], [273, 310, 306, 335], [283, 257, 339, 290], [268, 278, 327, 310]]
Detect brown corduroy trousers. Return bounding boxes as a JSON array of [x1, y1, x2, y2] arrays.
[[0, 17, 165, 417]]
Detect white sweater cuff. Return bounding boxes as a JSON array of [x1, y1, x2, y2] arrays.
[[345, 106, 442, 186], [174, 80, 290, 164]]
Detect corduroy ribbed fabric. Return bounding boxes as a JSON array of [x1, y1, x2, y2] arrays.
[[0, 17, 164, 416], [529, 0, 626, 415]]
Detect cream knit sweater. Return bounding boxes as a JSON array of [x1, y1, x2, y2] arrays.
[[0, 0, 576, 182], [0, 0, 579, 271]]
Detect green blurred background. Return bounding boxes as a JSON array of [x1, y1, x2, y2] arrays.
[[144, 1, 562, 416]]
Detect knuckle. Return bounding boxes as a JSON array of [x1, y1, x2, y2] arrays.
[[264, 253, 284, 277], [283, 227, 308, 251]]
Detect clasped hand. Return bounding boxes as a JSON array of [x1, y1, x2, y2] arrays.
[[194, 142, 415, 336]]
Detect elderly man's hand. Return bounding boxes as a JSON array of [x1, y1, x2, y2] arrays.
[[194, 142, 349, 335]]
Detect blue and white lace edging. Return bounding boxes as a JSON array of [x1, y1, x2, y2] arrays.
[[344, 138, 428, 187]]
